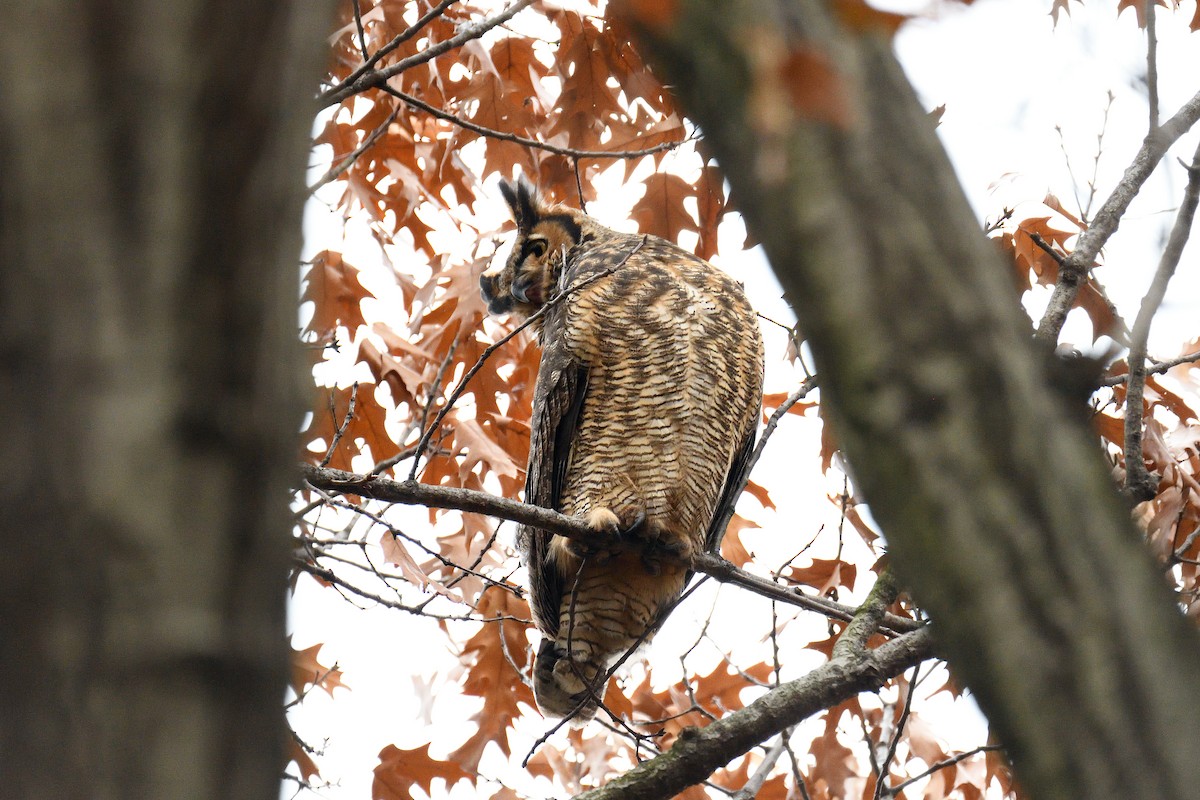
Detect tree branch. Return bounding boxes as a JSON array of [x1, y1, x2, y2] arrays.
[[1123, 138, 1200, 502], [1037, 88, 1200, 342], [1101, 348, 1200, 387], [318, 0, 535, 109], [328, 0, 458, 100], [299, 463, 922, 633], [380, 84, 686, 160], [571, 626, 935, 800]]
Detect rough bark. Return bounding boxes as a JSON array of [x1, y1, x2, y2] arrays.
[[0, 2, 332, 798], [620, 2, 1200, 799]]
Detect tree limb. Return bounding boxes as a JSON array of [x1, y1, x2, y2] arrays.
[[318, 0, 535, 109], [379, 84, 686, 160], [571, 626, 934, 800], [1037, 88, 1200, 342], [1122, 138, 1200, 502], [619, 2, 1200, 799], [298, 463, 921, 633]]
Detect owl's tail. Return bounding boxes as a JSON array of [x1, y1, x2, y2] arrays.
[[533, 638, 603, 721]]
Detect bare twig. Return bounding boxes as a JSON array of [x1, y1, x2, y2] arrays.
[[1146, 0, 1159, 131], [350, 0, 370, 61], [318, 382, 358, 468], [381, 84, 685, 160], [1037, 89, 1200, 342], [728, 737, 788, 800], [299, 462, 924, 633], [294, 559, 522, 621], [330, 0, 459, 100], [309, 105, 401, 194], [319, 0, 536, 109], [884, 744, 1005, 796], [872, 662, 921, 800], [744, 378, 817, 485], [1123, 137, 1200, 502], [1100, 348, 1200, 387]]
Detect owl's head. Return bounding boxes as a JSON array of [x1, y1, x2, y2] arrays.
[[479, 177, 584, 318]]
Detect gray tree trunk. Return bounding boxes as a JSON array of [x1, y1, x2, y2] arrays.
[[627, 2, 1200, 799], [0, 2, 332, 797]]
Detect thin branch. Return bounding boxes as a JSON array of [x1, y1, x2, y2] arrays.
[[884, 744, 1005, 796], [781, 730, 812, 800], [1146, 0, 1160, 131], [744, 378, 818, 485], [381, 84, 685, 160], [399, 329, 463, 476], [728, 737, 787, 800], [407, 237, 646, 480], [1173, 517, 1200, 564], [872, 662, 921, 800], [1100, 348, 1200, 386], [1123, 137, 1200, 502], [350, 0, 370, 61], [319, 0, 536, 109], [294, 558, 521, 621], [299, 463, 923, 633], [1085, 92, 1117, 222], [1037, 88, 1200, 342], [309, 105, 401, 194], [334, 0, 459, 95], [318, 382, 358, 468]]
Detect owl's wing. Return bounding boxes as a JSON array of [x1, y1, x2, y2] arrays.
[[703, 420, 757, 554], [522, 331, 590, 638]]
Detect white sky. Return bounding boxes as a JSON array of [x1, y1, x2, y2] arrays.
[[290, 2, 1200, 798]]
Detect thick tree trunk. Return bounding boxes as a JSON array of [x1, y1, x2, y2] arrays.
[[0, 2, 331, 797], [624, 2, 1200, 799]]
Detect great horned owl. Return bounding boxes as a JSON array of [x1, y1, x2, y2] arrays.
[[479, 177, 764, 720]]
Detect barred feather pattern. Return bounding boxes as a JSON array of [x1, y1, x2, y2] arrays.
[[480, 178, 764, 721]]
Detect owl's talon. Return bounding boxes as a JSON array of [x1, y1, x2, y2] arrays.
[[619, 509, 647, 538]]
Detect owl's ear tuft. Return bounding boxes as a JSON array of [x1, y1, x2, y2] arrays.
[[500, 175, 540, 230]]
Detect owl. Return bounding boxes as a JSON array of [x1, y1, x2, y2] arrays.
[[479, 177, 764, 721]]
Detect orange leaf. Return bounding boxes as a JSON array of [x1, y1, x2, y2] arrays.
[[373, 743, 472, 800], [690, 660, 773, 715], [302, 250, 374, 336], [289, 640, 349, 699], [721, 514, 759, 566], [287, 738, 321, 783], [819, 403, 838, 473], [301, 383, 393, 473], [744, 479, 776, 510], [786, 558, 857, 595], [450, 414, 521, 481], [447, 588, 535, 771], [762, 390, 815, 418], [1043, 192, 1086, 230], [1117, 0, 1168, 28], [630, 172, 700, 244], [1094, 412, 1124, 447], [379, 532, 465, 603]]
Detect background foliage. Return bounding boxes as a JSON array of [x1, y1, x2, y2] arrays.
[[290, 2, 1200, 798]]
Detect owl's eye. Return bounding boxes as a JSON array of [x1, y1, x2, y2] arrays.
[[525, 237, 549, 259]]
